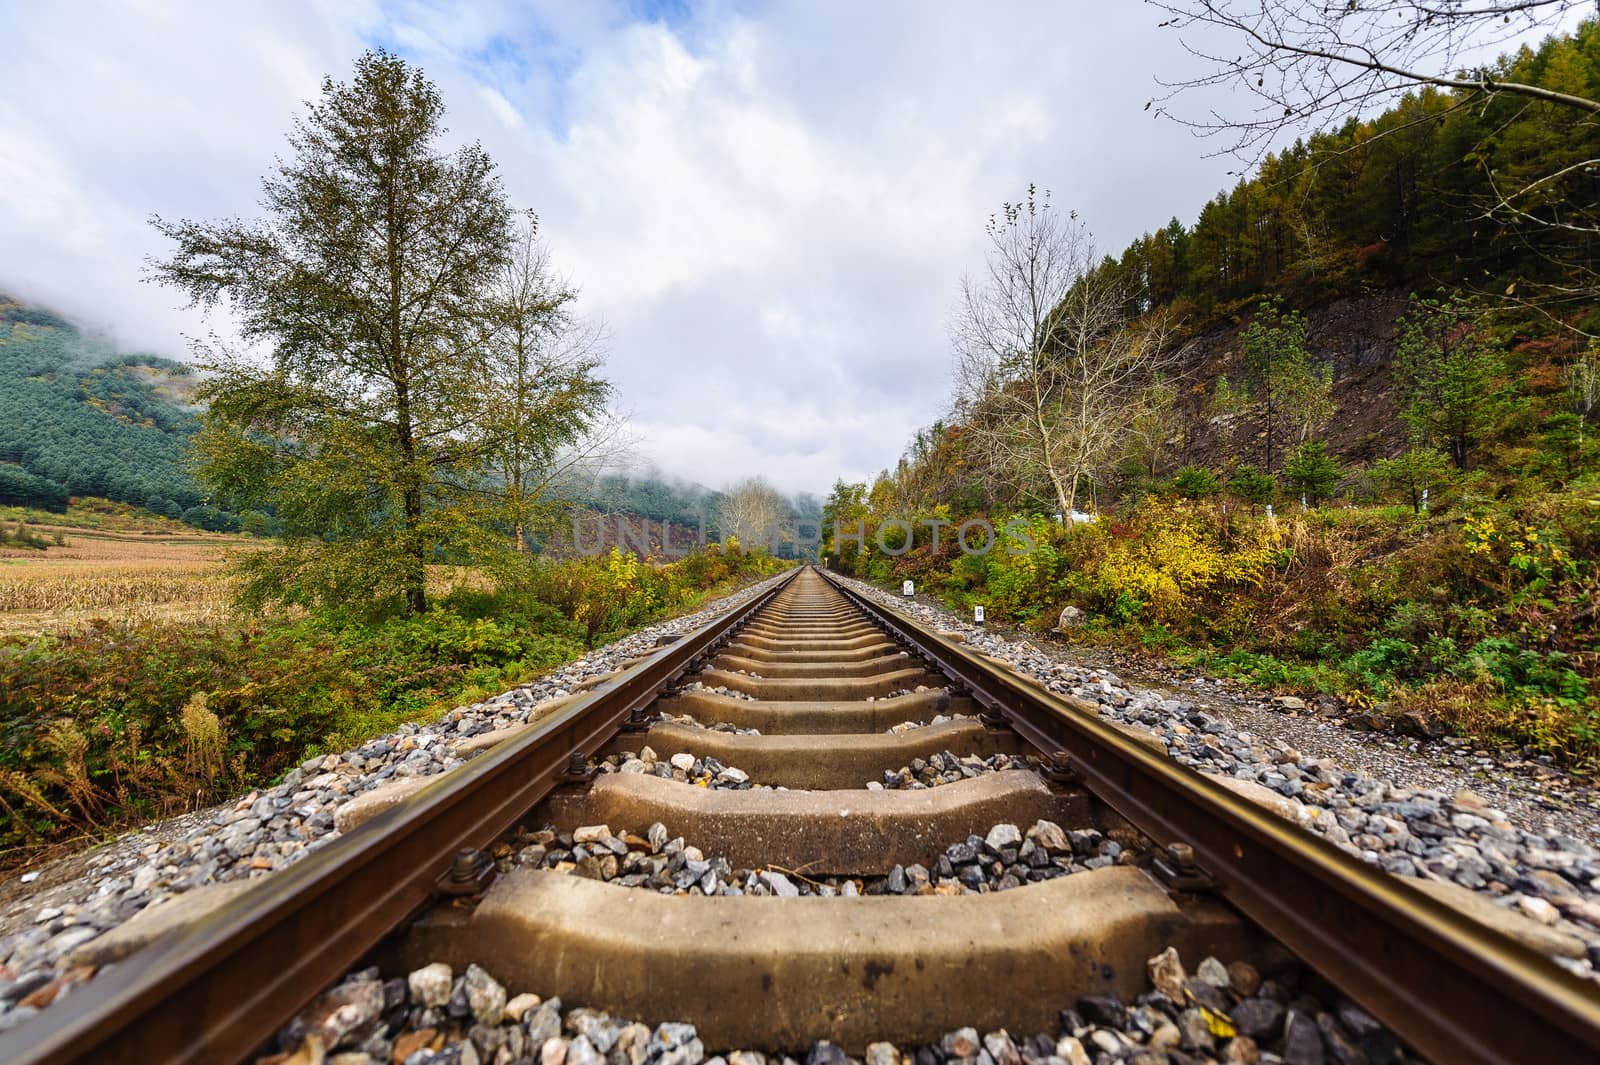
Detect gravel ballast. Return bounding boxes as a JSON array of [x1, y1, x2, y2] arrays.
[[834, 574, 1600, 980], [0, 578, 784, 1031], [497, 817, 1130, 897], [258, 943, 1413, 1065]]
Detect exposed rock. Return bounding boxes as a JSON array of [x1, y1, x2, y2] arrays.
[[407, 963, 453, 1010], [1146, 947, 1187, 1000], [461, 964, 506, 1026]]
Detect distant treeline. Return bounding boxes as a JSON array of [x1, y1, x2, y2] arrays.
[[1077, 20, 1600, 327], [559, 473, 822, 539], [563, 473, 726, 529]]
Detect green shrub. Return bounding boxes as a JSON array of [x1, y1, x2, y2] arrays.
[[1227, 466, 1276, 510], [1284, 441, 1342, 504], [1169, 465, 1221, 500], [0, 543, 788, 857]]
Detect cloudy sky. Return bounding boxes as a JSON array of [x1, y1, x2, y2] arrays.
[[2, 1, 1250, 495]]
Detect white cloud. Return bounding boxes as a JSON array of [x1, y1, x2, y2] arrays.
[[1, 0, 1245, 494]]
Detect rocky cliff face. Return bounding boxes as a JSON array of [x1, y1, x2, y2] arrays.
[[1169, 291, 1412, 474]]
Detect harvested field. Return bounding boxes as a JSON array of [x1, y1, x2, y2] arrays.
[[0, 526, 254, 634]]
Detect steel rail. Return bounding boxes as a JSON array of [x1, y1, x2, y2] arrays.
[[0, 568, 799, 1065], [821, 568, 1600, 1065]]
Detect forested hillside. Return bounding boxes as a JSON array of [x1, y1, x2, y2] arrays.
[[830, 21, 1600, 766], [1088, 19, 1600, 330], [0, 297, 205, 516]]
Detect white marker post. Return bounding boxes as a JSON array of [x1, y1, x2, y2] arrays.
[[974, 605, 985, 625], [902, 580, 915, 596]]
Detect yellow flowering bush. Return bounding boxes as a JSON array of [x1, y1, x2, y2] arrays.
[[1090, 503, 1281, 622]]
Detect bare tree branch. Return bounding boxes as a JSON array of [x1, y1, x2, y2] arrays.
[[1150, 1, 1591, 160], [952, 189, 1183, 515]]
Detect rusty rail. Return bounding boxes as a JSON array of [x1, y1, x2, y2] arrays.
[[820, 568, 1600, 1065], [0, 569, 799, 1065]]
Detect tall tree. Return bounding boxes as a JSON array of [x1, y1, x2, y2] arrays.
[[473, 211, 625, 558], [718, 477, 788, 550], [1239, 299, 1332, 471], [151, 50, 514, 613], [1392, 294, 1504, 470], [954, 187, 1178, 515]]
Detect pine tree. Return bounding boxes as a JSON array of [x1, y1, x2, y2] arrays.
[[1372, 447, 1451, 513], [1392, 294, 1503, 471], [151, 51, 515, 613], [1227, 465, 1276, 513], [1284, 441, 1342, 505]]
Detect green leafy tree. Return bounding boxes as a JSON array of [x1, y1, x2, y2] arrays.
[[821, 479, 869, 562], [1393, 294, 1503, 471], [151, 51, 514, 614], [475, 211, 620, 559], [1283, 440, 1342, 505], [1372, 447, 1451, 513]]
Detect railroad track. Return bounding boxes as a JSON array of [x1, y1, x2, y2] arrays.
[[4, 564, 1600, 1063]]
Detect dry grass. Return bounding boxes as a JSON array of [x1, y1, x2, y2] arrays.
[[0, 526, 249, 563], [0, 564, 236, 634], [0, 528, 255, 635], [0, 561, 233, 610]]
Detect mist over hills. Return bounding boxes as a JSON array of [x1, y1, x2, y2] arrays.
[[0, 297, 821, 535]]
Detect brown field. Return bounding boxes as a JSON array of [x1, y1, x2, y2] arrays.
[[0, 526, 256, 635]]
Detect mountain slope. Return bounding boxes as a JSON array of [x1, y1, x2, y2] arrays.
[[0, 297, 201, 512]]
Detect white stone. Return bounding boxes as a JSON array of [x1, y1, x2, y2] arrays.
[[1054, 1038, 1091, 1065], [1519, 895, 1560, 925], [504, 992, 542, 1022], [407, 962, 452, 1008], [985, 824, 1022, 850]]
